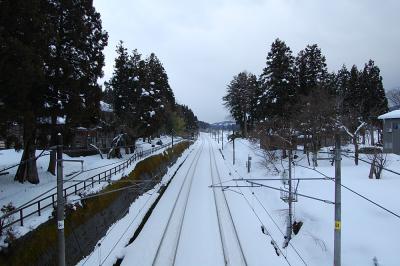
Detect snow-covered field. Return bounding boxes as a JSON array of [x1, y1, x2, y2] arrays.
[[0, 135, 176, 248], [219, 134, 400, 266], [84, 132, 400, 266]]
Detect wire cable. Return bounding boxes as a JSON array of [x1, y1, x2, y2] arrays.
[[295, 163, 400, 220]]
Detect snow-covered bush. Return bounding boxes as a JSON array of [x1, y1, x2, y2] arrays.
[[0, 202, 16, 237]]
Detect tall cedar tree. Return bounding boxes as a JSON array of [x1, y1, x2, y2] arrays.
[[0, 0, 49, 183], [257, 39, 296, 124], [106, 42, 132, 123], [0, 0, 107, 182], [335, 65, 350, 112], [223, 72, 258, 137], [360, 60, 388, 121], [295, 44, 328, 97], [107, 48, 175, 140], [46, 0, 108, 175], [294, 44, 329, 162], [141, 53, 175, 138]]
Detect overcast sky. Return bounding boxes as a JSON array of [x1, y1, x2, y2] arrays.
[[94, 0, 399, 123]]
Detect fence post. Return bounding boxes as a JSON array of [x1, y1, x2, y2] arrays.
[[20, 209, 23, 226], [38, 201, 41, 216]]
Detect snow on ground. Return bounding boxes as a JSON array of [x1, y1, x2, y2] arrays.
[[219, 133, 400, 266], [117, 135, 288, 266], [0, 135, 177, 248], [102, 132, 400, 266], [76, 142, 196, 266]]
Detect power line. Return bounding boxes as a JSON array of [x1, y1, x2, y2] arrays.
[[0, 152, 50, 174], [342, 152, 400, 177], [218, 148, 308, 265], [251, 190, 308, 266], [295, 163, 400, 220], [97, 182, 157, 266], [235, 181, 293, 266]]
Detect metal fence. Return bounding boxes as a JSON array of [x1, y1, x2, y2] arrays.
[[0, 142, 173, 230]]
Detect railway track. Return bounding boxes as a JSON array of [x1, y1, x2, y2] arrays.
[[152, 140, 204, 266], [208, 138, 248, 266]]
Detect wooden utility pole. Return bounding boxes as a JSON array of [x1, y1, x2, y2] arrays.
[[56, 133, 65, 266], [334, 134, 341, 266]]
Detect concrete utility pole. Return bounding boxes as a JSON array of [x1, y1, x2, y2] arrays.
[[286, 149, 293, 247], [233, 130, 235, 165], [247, 155, 251, 173], [287, 148, 293, 243], [221, 128, 224, 150], [56, 133, 65, 266], [334, 134, 341, 266], [171, 130, 174, 147]]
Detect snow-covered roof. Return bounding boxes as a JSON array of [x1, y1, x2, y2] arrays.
[[100, 101, 113, 112], [378, 110, 400, 120], [38, 116, 66, 125]]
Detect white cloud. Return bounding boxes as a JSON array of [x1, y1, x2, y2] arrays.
[[95, 0, 400, 123]]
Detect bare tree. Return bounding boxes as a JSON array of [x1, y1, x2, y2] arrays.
[[386, 88, 400, 107], [340, 121, 366, 166], [367, 151, 387, 179]]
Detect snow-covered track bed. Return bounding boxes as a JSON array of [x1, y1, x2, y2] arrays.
[[151, 140, 205, 266], [208, 138, 248, 266]]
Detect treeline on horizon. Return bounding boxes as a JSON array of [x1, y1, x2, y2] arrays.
[[0, 0, 197, 184], [223, 38, 388, 163]]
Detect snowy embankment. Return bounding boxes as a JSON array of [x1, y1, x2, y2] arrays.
[[218, 135, 400, 266], [0, 136, 177, 248]]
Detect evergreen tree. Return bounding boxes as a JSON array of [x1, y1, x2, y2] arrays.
[[223, 71, 258, 137], [342, 65, 363, 119], [294, 44, 330, 159], [45, 0, 108, 174], [0, 0, 49, 183], [335, 65, 350, 109], [106, 41, 132, 122], [257, 39, 296, 121], [360, 60, 388, 120], [295, 44, 328, 97], [140, 53, 175, 137]]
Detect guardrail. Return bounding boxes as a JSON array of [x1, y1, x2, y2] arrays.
[[0, 142, 175, 230]]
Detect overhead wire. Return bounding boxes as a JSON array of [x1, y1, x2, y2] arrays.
[[215, 139, 307, 266], [295, 163, 400, 220]]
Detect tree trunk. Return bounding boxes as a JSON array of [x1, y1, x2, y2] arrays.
[[353, 135, 359, 166], [370, 125, 375, 146], [312, 136, 318, 167], [377, 128, 381, 143], [243, 112, 248, 138], [282, 149, 287, 158], [369, 155, 376, 179], [15, 112, 39, 184], [362, 130, 365, 145]]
